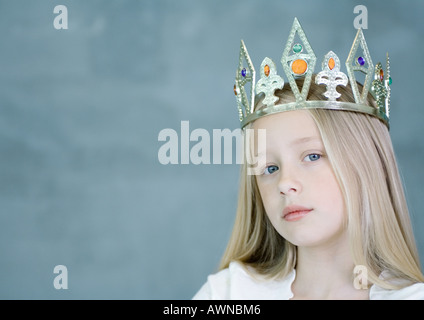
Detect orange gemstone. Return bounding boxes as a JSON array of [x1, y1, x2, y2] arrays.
[[264, 65, 270, 77], [328, 58, 335, 70], [291, 59, 307, 75], [234, 84, 237, 96], [380, 68, 384, 81]]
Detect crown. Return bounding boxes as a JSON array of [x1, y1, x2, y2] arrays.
[[234, 18, 392, 129]]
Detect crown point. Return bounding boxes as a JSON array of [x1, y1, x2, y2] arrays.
[[293, 17, 300, 25]]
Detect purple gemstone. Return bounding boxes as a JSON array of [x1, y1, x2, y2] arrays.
[[357, 57, 365, 66], [241, 68, 247, 77]]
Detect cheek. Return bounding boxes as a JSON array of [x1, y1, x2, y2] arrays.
[[315, 175, 339, 198], [256, 183, 280, 228], [313, 169, 346, 218], [256, 180, 278, 210]]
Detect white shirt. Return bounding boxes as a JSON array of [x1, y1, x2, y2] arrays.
[[193, 261, 424, 300]]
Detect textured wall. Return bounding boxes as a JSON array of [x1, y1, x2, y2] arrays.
[[0, 0, 423, 299]]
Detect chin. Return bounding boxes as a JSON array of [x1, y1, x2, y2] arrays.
[[278, 219, 345, 245], [280, 230, 331, 247], [285, 237, 321, 247]]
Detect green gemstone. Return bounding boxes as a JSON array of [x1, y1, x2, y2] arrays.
[[388, 77, 392, 85], [293, 43, 303, 54]]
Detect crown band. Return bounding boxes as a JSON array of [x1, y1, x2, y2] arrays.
[[241, 100, 389, 129], [234, 18, 392, 130]]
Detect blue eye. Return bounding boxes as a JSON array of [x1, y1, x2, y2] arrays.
[[264, 165, 279, 175], [305, 154, 321, 162]]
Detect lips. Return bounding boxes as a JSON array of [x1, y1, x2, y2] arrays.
[[283, 205, 313, 222]]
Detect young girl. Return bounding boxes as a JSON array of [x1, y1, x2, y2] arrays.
[[193, 20, 424, 300]]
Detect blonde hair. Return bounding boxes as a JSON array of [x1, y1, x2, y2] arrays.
[[220, 76, 424, 289]]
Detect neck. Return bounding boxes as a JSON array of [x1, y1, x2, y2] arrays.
[[291, 233, 369, 300]]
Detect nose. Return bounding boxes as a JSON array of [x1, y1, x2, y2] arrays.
[[278, 168, 302, 196]]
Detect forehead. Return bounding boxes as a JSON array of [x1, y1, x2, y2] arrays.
[[252, 110, 321, 145]]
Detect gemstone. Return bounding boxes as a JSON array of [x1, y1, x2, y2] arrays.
[[264, 64, 270, 77], [357, 57, 365, 66], [388, 77, 392, 85], [234, 84, 237, 95], [379, 68, 384, 81], [291, 59, 308, 75], [293, 43, 303, 54], [328, 58, 335, 70], [241, 68, 247, 77]]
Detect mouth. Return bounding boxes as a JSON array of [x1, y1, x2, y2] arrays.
[[283, 205, 313, 222]]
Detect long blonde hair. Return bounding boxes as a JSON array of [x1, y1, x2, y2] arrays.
[[220, 77, 424, 289]]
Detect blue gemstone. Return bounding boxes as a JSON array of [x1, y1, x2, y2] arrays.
[[357, 57, 365, 66], [241, 68, 247, 77]]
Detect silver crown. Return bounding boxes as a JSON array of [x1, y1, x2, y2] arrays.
[[234, 18, 391, 129]]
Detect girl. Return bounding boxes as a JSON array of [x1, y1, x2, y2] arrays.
[[193, 20, 424, 299]]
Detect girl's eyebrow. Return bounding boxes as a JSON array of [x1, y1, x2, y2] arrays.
[[255, 136, 322, 158]]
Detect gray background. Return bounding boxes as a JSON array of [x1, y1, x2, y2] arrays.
[[0, 0, 423, 299]]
